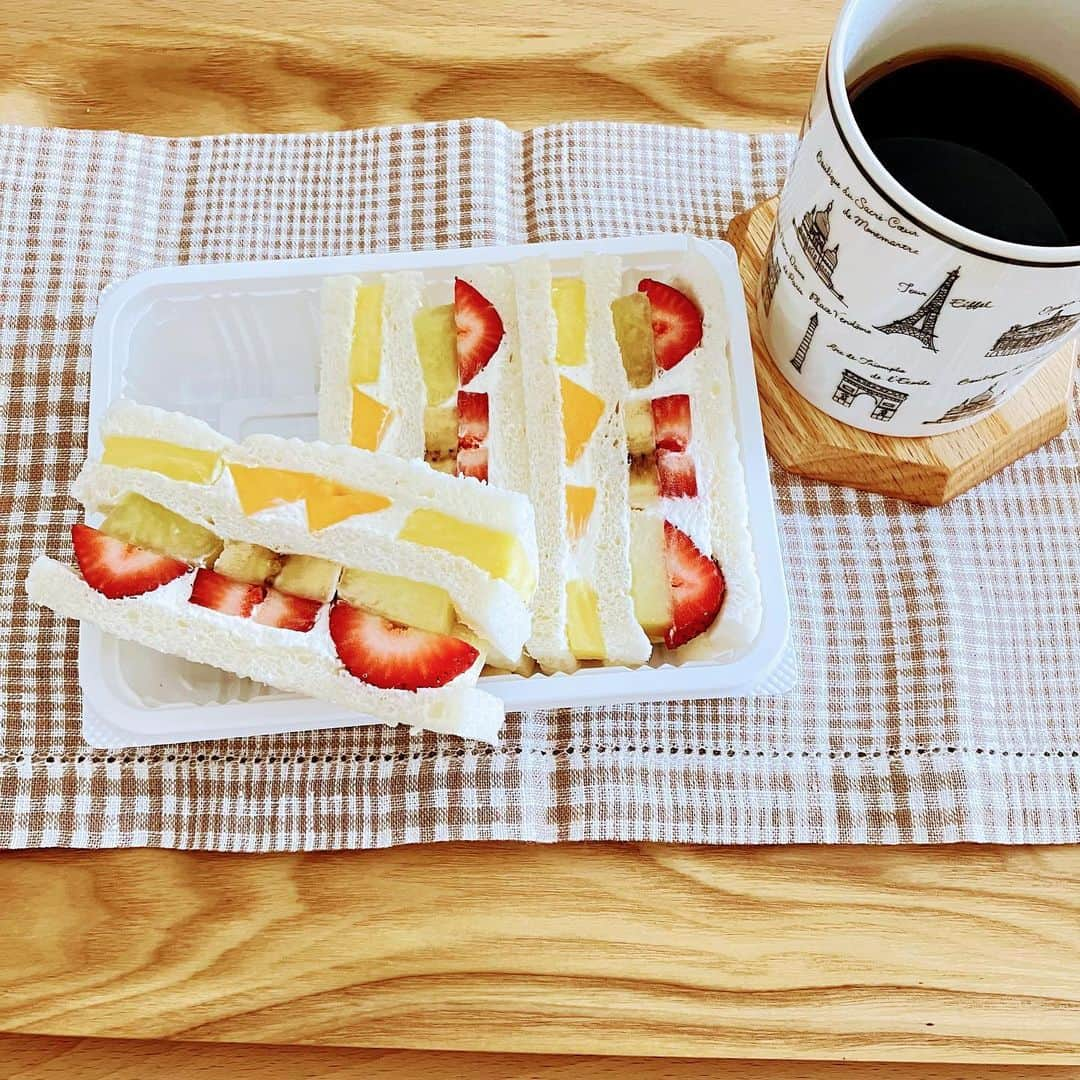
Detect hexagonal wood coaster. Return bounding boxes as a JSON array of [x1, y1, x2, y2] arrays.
[[727, 198, 1077, 506]]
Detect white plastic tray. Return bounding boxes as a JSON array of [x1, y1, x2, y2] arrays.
[[81, 236, 792, 747]]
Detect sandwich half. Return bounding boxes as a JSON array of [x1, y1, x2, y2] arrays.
[[513, 256, 652, 672], [25, 400, 540, 742], [614, 265, 763, 661], [316, 250, 763, 676]]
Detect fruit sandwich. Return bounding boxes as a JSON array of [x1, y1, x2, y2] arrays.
[[317, 253, 763, 676], [25, 400, 539, 743]]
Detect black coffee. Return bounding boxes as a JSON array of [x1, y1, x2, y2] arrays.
[[848, 52, 1080, 247]]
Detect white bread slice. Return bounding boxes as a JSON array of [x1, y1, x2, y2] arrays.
[[580, 255, 652, 666], [382, 271, 427, 458], [78, 402, 538, 668], [512, 258, 574, 672], [317, 275, 356, 446], [105, 398, 233, 452], [26, 558, 503, 743], [317, 272, 426, 458], [322, 266, 535, 674]]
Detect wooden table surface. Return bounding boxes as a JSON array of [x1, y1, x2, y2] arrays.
[[3, 0, 1079, 1075]]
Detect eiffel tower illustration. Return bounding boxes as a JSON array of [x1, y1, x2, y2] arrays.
[[789, 313, 818, 373], [876, 267, 960, 352]]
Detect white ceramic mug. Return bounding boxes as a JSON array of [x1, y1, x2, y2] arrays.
[[759, 0, 1080, 436]]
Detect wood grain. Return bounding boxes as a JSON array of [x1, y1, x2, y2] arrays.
[[728, 200, 1078, 505], [0, 0, 838, 134], [2, 844, 1079, 1063], [7, 1033, 1080, 1080]]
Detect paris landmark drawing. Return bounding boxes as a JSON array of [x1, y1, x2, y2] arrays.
[[986, 307, 1080, 357], [832, 369, 909, 422], [789, 313, 818, 372], [876, 267, 960, 351], [794, 201, 845, 303], [923, 383, 1005, 426]]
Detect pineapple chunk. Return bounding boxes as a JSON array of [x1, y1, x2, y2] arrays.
[[611, 292, 655, 388], [424, 404, 459, 457], [349, 283, 384, 384], [628, 456, 660, 508], [413, 303, 459, 407], [629, 511, 671, 642], [338, 568, 455, 635], [398, 509, 536, 599], [214, 540, 282, 585], [559, 375, 605, 466], [622, 398, 655, 456], [565, 484, 596, 542], [101, 436, 222, 485], [552, 277, 587, 366], [273, 554, 342, 603], [566, 579, 605, 660], [350, 389, 392, 451], [100, 493, 223, 565]]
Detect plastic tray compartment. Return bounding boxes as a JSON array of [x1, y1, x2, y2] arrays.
[[82, 236, 791, 746]]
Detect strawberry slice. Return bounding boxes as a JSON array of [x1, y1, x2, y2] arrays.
[[456, 390, 490, 482], [656, 449, 698, 498], [457, 390, 489, 449], [253, 587, 322, 632], [71, 524, 189, 599], [329, 602, 479, 691], [189, 568, 264, 617], [638, 279, 703, 370], [456, 446, 489, 482], [663, 521, 725, 648], [651, 394, 692, 451], [455, 278, 504, 385]]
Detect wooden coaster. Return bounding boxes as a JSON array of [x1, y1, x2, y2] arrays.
[[727, 199, 1077, 506]]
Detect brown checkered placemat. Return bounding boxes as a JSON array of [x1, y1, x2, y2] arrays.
[[2, 119, 1078, 849]]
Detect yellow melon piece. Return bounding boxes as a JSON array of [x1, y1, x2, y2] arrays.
[[101, 436, 221, 485], [398, 508, 536, 599], [413, 303, 459, 406], [566, 579, 605, 660], [349, 283, 385, 384], [552, 277, 586, 366], [350, 388, 392, 451], [229, 465, 390, 528], [228, 465, 311, 515], [338, 568, 455, 635], [560, 375, 605, 465], [565, 485, 596, 542], [305, 480, 392, 531]]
